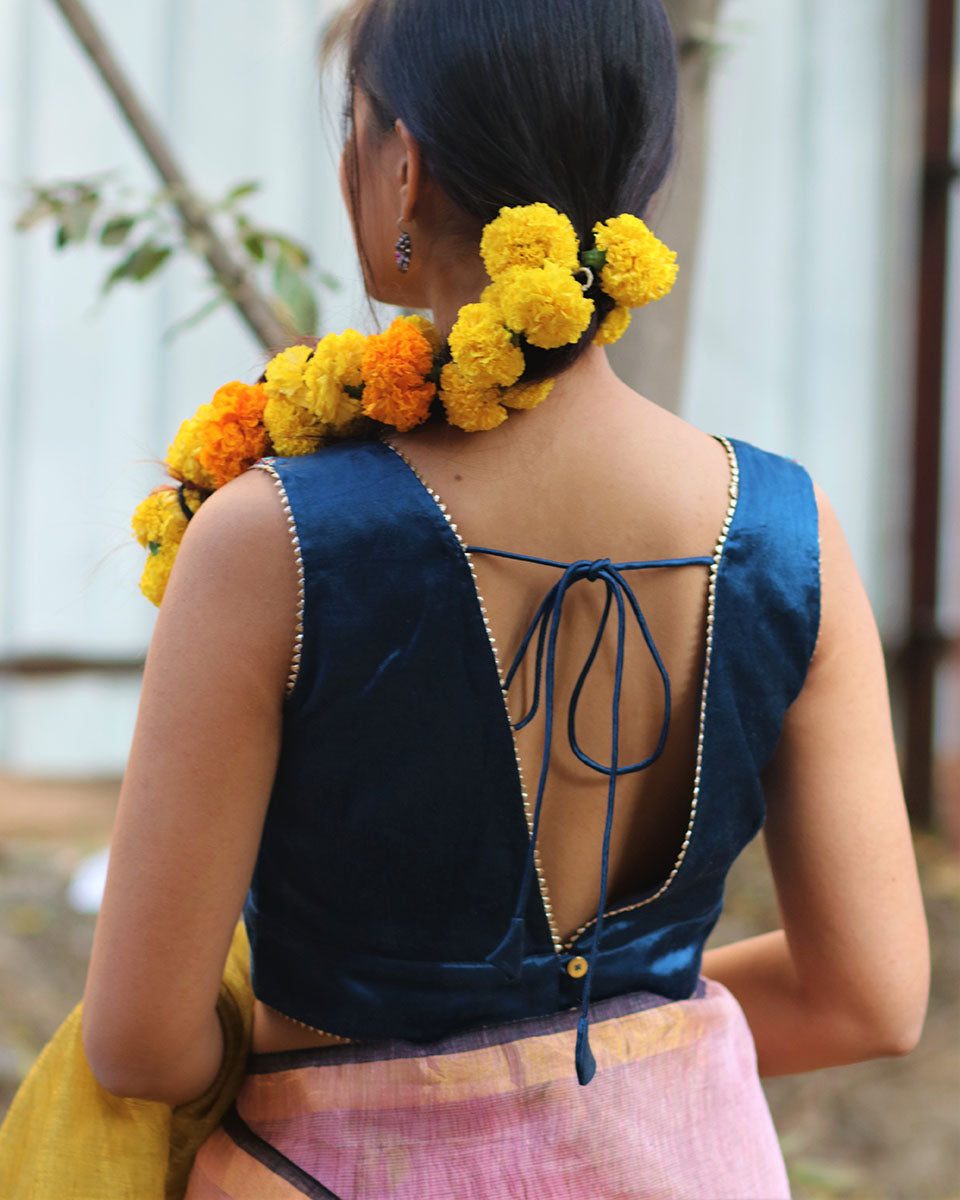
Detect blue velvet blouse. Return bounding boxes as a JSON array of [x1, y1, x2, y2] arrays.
[[244, 434, 820, 1083]]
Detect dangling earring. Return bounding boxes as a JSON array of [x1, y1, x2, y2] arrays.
[[394, 218, 413, 273]]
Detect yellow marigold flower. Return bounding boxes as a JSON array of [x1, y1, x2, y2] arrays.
[[497, 262, 595, 349], [264, 395, 328, 456], [196, 381, 270, 488], [132, 489, 191, 607], [439, 362, 508, 432], [167, 411, 217, 490], [139, 542, 179, 607], [594, 305, 632, 346], [180, 483, 204, 515], [304, 329, 365, 428], [131, 489, 188, 551], [263, 344, 314, 408], [592, 215, 678, 309], [360, 316, 436, 432], [480, 203, 580, 278], [449, 302, 525, 388], [500, 377, 556, 410], [403, 313, 444, 356]]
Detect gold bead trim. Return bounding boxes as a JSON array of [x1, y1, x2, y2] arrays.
[[260, 999, 355, 1044], [383, 440, 565, 955], [559, 434, 741, 949], [252, 461, 306, 698]]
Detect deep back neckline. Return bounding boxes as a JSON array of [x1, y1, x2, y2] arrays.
[[380, 435, 741, 953]]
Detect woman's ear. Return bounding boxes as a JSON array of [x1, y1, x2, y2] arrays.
[[394, 117, 422, 224]]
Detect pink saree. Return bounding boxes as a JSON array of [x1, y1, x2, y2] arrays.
[[185, 977, 789, 1199]]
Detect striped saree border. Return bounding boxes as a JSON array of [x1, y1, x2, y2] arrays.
[[247, 977, 707, 1075], [238, 979, 721, 1119], [188, 979, 789, 1199]]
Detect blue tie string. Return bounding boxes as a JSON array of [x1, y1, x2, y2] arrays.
[[468, 546, 713, 1084]]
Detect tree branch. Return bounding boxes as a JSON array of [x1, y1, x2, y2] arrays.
[[48, 0, 295, 351]]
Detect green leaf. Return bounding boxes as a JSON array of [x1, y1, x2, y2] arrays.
[[243, 233, 266, 262], [222, 180, 260, 207], [53, 195, 99, 248], [103, 240, 173, 292], [273, 255, 318, 336], [100, 216, 137, 246], [64, 195, 98, 241]]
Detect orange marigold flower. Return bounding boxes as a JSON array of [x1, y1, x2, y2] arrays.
[[196, 382, 270, 488], [360, 316, 437, 432]]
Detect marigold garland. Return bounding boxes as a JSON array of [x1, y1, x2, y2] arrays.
[[480, 202, 580, 277], [594, 305, 632, 347], [360, 316, 437, 432], [303, 330, 366, 427], [592, 214, 678, 310], [263, 344, 314, 407], [448, 302, 525, 387], [198, 383, 270, 488], [494, 261, 595, 350], [264, 394, 328, 456], [439, 362, 508, 431], [131, 487, 200, 605], [132, 202, 676, 606]]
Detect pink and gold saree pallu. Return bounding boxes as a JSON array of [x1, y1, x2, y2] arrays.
[[185, 978, 790, 1200]]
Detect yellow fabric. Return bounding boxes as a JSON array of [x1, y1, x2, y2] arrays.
[[0, 922, 254, 1200]]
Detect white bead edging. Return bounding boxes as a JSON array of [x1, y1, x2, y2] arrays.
[[252, 460, 305, 699], [383, 440, 565, 955], [260, 999, 355, 1044]]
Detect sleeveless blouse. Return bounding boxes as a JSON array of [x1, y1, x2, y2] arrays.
[[243, 434, 820, 1083]]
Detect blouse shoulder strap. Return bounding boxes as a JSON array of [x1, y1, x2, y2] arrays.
[[716, 438, 822, 768], [249, 439, 451, 707]]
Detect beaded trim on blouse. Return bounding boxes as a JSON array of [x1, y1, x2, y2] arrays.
[[252, 460, 306, 698]]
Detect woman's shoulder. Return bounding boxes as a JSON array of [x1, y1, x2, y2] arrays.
[[166, 467, 302, 621]]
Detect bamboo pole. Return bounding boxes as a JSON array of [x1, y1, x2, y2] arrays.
[[905, 0, 957, 825], [48, 0, 294, 351]]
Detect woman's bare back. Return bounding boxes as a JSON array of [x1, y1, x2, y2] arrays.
[[387, 375, 735, 941]]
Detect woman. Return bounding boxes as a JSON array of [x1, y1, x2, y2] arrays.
[[72, 0, 929, 1195]]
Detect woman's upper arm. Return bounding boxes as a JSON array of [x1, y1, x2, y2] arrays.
[[81, 466, 299, 1091], [761, 481, 929, 1047]]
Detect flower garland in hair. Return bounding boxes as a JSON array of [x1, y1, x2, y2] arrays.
[[131, 204, 676, 606]]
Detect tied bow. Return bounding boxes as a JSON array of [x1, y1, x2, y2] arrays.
[[466, 547, 712, 1085]]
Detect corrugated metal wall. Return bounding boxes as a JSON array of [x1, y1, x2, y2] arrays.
[[0, 0, 924, 775]]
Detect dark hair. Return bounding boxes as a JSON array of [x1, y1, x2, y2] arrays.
[[327, 0, 677, 388]]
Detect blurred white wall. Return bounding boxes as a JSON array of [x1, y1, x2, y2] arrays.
[[0, 0, 932, 774], [682, 0, 924, 637]]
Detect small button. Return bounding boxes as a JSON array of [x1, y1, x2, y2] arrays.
[[566, 955, 589, 979]]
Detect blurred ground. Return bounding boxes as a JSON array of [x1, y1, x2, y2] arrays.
[[0, 773, 957, 1198]]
